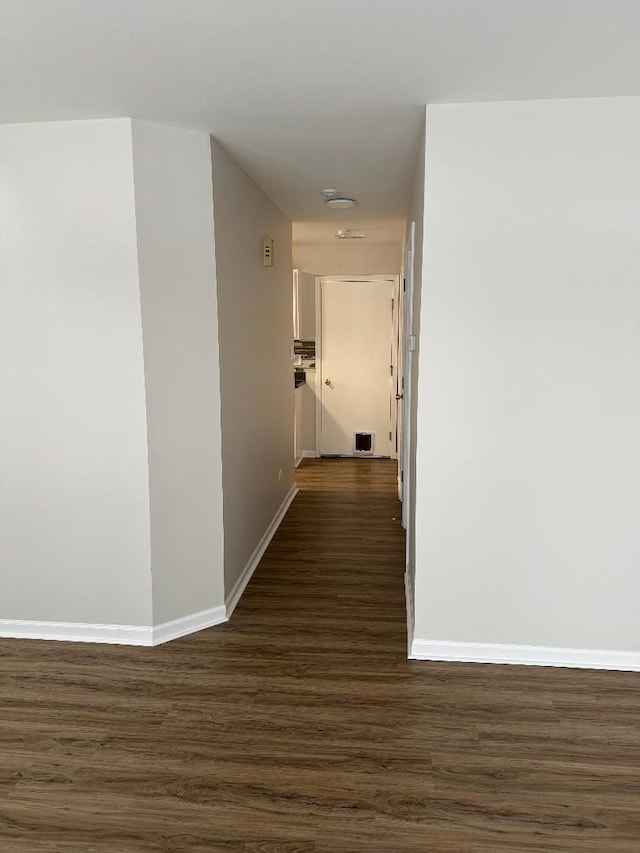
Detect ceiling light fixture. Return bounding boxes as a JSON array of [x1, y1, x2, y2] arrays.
[[322, 188, 357, 209], [336, 228, 366, 240]]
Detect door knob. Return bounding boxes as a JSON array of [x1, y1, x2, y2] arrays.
[[325, 378, 332, 385], [396, 393, 404, 400]]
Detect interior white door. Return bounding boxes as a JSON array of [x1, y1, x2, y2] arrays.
[[320, 279, 393, 456]]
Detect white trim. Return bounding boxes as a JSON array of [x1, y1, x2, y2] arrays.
[[317, 275, 399, 459], [0, 609, 229, 647], [225, 484, 299, 619], [314, 277, 322, 458], [410, 639, 640, 671], [389, 276, 400, 462], [0, 619, 154, 646], [404, 567, 414, 657], [401, 222, 415, 528], [292, 268, 300, 339], [152, 606, 227, 645], [295, 450, 316, 467], [0, 486, 299, 649]]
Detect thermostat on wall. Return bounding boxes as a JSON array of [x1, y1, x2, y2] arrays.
[[263, 237, 274, 267]]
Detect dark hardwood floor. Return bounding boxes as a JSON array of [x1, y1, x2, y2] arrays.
[[1, 458, 639, 851]]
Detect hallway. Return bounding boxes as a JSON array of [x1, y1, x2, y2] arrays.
[[1, 459, 639, 851]]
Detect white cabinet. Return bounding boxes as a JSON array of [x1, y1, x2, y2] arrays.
[[294, 383, 304, 464], [294, 374, 317, 463]]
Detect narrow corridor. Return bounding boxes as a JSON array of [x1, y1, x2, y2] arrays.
[[1, 459, 638, 851]]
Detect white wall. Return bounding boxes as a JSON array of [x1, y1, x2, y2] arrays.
[[293, 241, 400, 276], [210, 139, 294, 597], [414, 97, 640, 659], [295, 270, 316, 341], [0, 119, 152, 626], [132, 121, 225, 625]]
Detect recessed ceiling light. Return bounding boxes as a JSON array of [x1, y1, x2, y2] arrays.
[[322, 188, 357, 209]]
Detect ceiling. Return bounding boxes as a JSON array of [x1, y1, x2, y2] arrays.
[[2, 0, 639, 245]]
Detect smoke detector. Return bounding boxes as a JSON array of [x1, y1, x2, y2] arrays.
[[322, 188, 357, 209], [336, 228, 366, 240]]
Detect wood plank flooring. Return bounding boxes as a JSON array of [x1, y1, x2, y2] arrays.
[[1, 457, 639, 851]]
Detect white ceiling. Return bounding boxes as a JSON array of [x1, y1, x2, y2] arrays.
[[2, 0, 639, 245]]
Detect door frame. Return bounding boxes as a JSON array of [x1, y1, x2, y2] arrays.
[[400, 223, 415, 529], [314, 275, 400, 459]]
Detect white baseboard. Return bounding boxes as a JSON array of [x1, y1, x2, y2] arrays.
[[0, 606, 228, 648], [404, 567, 414, 657], [225, 484, 299, 619], [295, 451, 316, 467], [0, 619, 154, 646], [410, 639, 640, 672], [0, 486, 299, 649], [152, 605, 227, 645]]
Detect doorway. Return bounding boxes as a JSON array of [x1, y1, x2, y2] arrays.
[[316, 276, 399, 458]]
